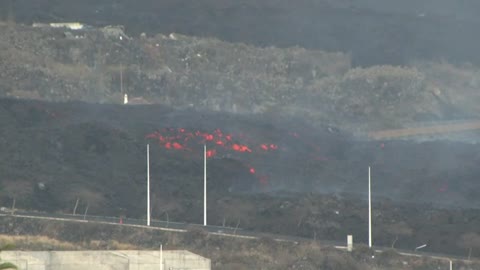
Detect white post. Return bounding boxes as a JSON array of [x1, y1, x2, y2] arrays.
[[73, 198, 79, 215], [83, 204, 89, 220], [449, 260, 452, 270], [147, 144, 151, 226], [204, 144, 207, 226], [160, 244, 163, 270], [368, 166, 372, 248], [347, 235, 353, 252]]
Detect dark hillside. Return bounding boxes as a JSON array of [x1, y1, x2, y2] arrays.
[[1, 0, 480, 259], [2, 98, 480, 256], [2, 0, 480, 66]]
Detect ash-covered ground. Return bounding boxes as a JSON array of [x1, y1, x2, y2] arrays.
[[1, 98, 479, 211], [1, 98, 480, 257], [1, 0, 480, 258]]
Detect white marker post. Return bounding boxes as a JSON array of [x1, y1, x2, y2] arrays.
[[160, 244, 163, 270], [83, 204, 89, 220], [147, 144, 151, 226], [368, 166, 372, 248], [73, 198, 79, 215], [347, 235, 353, 252], [204, 144, 207, 226]]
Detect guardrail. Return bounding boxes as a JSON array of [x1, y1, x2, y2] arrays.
[[1, 208, 242, 234], [1, 209, 477, 264]]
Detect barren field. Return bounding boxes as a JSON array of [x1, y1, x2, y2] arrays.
[[0, 0, 480, 263]]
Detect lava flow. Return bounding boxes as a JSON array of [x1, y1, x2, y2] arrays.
[[145, 127, 329, 188], [145, 128, 278, 157], [145, 128, 281, 186]]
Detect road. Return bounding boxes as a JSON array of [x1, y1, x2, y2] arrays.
[[368, 120, 480, 140], [0, 209, 475, 264]]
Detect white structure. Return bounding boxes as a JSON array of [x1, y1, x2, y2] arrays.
[[2, 250, 211, 270], [368, 166, 372, 248], [49, 22, 84, 30], [204, 144, 207, 226], [160, 245, 163, 270], [347, 235, 353, 252], [415, 244, 427, 251], [123, 96, 151, 105], [147, 144, 151, 226], [32, 22, 84, 30]]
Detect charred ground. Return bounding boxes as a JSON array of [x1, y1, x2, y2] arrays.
[[1, 98, 480, 258], [0, 2, 480, 261]]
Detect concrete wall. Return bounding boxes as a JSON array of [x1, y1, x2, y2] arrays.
[[1, 250, 211, 270]]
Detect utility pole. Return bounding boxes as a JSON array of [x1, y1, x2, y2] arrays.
[[368, 166, 372, 248], [147, 144, 151, 226], [204, 144, 207, 226]]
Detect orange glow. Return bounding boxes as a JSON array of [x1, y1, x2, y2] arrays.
[[206, 149, 216, 158], [232, 144, 252, 152], [145, 127, 330, 188], [260, 144, 278, 151], [172, 142, 183, 149]]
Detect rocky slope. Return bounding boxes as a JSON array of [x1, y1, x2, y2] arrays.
[[3, 0, 480, 66], [1, 23, 480, 133]]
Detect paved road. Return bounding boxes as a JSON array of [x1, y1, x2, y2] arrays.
[[0, 209, 475, 264]]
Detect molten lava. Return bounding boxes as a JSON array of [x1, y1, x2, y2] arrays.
[[145, 127, 329, 188]]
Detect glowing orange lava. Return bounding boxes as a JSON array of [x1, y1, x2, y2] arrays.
[[145, 127, 329, 188]]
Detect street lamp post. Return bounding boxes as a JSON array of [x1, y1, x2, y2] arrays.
[[368, 166, 372, 248], [160, 244, 163, 270], [204, 144, 207, 226]]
